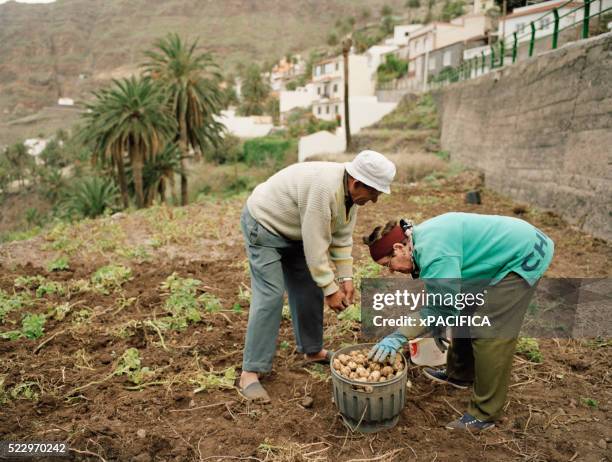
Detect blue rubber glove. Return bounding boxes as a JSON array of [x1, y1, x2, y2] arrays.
[[368, 331, 408, 363]]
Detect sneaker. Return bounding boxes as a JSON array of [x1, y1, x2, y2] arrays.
[[446, 413, 495, 432], [423, 368, 472, 390]]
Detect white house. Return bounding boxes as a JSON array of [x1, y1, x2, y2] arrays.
[[406, 13, 491, 91], [311, 54, 372, 122], [279, 83, 317, 122], [498, 0, 611, 43], [384, 24, 424, 59], [269, 55, 305, 91], [57, 97, 74, 106]]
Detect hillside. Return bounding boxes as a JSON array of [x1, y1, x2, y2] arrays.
[[1, 91, 611, 459], [0, 0, 439, 142]]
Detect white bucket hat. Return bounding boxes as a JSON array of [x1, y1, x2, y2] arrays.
[[345, 150, 396, 194]]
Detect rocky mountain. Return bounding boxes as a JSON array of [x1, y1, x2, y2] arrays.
[[0, 0, 417, 133]]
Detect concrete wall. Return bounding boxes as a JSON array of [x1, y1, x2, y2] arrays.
[[434, 32, 612, 241], [298, 129, 345, 162], [216, 110, 273, 138]]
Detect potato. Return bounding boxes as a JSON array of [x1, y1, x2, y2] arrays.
[[333, 358, 342, 370], [379, 376, 387, 382], [350, 350, 359, 357], [349, 371, 358, 379], [370, 363, 381, 372], [394, 360, 404, 371], [338, 354, 350, 365], [356, 367, 368, 378], [381, 366, 394, 377], [347, 361, 358, 371], [369, 370, 381, 381], [354, 356, 366, 365], [340, 366, 351, 377]]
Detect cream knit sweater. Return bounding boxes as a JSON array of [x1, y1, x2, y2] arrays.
[[246, 162, 356, 296]]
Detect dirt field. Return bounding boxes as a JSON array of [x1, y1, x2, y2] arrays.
[[1, 171, 611, 461]]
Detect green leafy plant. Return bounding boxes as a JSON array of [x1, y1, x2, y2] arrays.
[[35, 281, 66, 298], [91, 265, 133, 294], [159, 273, 222, 329], [0, 313, 46, 340], [581, 397, 598, 409], [47, 256, 70, 272], [0, 288, 32, 322], [49, 303, 71, 321], [191, 367, 236, 392], [14, 275, 46, 290], [516, 337, 543, 363], [10, 381, 40, 401], [114, 348, 153, 385], [21, 314, 46, 339]]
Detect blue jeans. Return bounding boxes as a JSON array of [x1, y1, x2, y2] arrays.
[[240, 206, 324, 373]]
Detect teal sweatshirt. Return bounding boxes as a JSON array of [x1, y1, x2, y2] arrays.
[[408, 212, 555, 322], [413, 212, 554, 285]]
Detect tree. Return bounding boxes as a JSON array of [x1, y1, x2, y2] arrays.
[[441, 1, 465, 21], [327, 32, 339, 46], [82, 77, 176, 208], [381, 15, 395, 34], [494, 0, 527, 14], [381, 5, 393, 16], [3, 143, 33, 188], [140, 142, 183, 206], [238, 64, 270, 116], [406, 0, 420, 7], [143, 33, 225, 206], [265, 96, 280, 125]]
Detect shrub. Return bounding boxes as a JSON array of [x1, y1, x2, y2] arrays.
[[377, 54, 409, 84], [62, 176, 119, 218], [243, 136, 293, 167], [516, 337, 543, 363], [205, 134, 243, 165]]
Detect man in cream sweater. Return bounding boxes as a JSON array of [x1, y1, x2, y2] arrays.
[[238, 150, 396, 402]]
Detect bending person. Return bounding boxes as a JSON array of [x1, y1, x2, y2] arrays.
[[364, 212, 554, 431], [239, 150, 396, 402]]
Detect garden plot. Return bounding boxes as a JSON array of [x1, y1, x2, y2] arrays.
[[1, 172, 610, 461]]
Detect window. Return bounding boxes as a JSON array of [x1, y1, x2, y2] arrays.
[[540, 17, 550, 30], [335, 62, 339, 71], [326, 106, 330, 114], [428, 57, 436, 70], [317, 86, 321, 95], [317, 106, 321, 115], [516, 23, 525, 34], [333, 83, 338, 93], [335, 105, 339, 114], [443, 51, 452, 67]]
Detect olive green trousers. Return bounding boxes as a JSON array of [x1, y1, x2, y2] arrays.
[[446, 272, 538, 421]]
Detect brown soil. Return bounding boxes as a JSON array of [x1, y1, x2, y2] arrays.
[[1, 172, 611, 461]]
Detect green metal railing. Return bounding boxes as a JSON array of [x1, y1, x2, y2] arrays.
[[431, 0, 612, 88]]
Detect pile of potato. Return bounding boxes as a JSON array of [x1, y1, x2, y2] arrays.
[[332, 348, 404, 383]]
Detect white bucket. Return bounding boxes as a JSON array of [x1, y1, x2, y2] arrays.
[[408, 337, 447, 367]]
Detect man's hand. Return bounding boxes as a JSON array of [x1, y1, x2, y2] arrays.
[[340, 279, 354, 304], [325, 289, 348, 313]]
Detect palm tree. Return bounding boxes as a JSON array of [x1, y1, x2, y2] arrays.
[[82, 77, 176, 208], [142, 33, 225, 206], [141, 142, 183, 206]]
